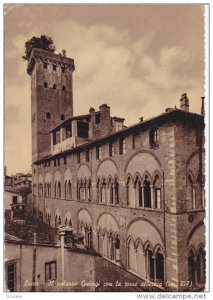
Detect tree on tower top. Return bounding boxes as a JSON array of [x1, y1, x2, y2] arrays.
[[22, 35, 56, 61]]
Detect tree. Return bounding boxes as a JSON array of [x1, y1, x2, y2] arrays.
[[22, 35, 56, 61]]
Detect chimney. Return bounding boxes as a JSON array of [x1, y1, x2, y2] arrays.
[[89, 107, 96, 139], [99, 104, 111, 136], [201, 96, 205, 116], [180, 93, 189, 112]]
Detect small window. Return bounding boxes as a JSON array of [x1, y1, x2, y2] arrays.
[[149, 128, 159, 147], [5, 261, 16, 292], [62, 86, 66, 91], [77, 152, 81, 164], [53, 84, 57, 89], [64, 156, 67, 165], [196, 129, 201, 146], [61, 67, 65, 73], [45, 261, 57, 282], [12, 196, 17, 204], [43, 62, 48, 69], [46, 112, 51, 119], [109, 142, 115, 157], [96, 146, 102, 160], [86, 150, 90, 162], [61, 114, 65, 121], [53, 65, 57, 71], [44, 82, 48, 88], [57, 158, 60, 166], [119, 138, 126, 155]]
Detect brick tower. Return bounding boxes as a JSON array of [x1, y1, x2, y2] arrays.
[[27, 48, 75, 162]]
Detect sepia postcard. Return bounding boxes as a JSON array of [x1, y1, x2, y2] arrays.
[[3, 3, 209, 297]]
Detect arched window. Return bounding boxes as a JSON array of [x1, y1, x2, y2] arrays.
[[196, 174, 204, 209], [155, 249, 165, 283], [196, 247, 205, 284], [64, 181, 67, 199], [153, 174, 161, 209], [79, 180, 85, 201], [68, 181, 72, 199], [188, 249, 196, 285], [101, 178, 106, 203], [77, 180, 79, 200], [126, 177, 130, 206], [135, 176, 142, 207], [149, 127, 159, 147], [97, 179, 100, 203], [146, 246, 155, 280], [187, 174, 196, 210], [53, 84, 57, 89], [87, 180, 91, 201], [57, 182, 61, 198], [54, 182, 57, 198], [115, 236, 120, 262], [144, 176, 151, 208], [114, 178, 119, 204]]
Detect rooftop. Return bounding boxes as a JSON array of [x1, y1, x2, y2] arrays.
[[35, 107, 204, 164]]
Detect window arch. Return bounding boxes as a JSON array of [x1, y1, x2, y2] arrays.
[[57, 182, 61, 198], [114, 177, 119, 204], [153, 174, 162, 209], [135, 175, 143, 208], [188, 249, 196, 285], [97, 178, 101, 203], [143, 175, 151, 208], [196, 174, 205, 209], [101, 178, 107, 204], [187, 174, 196, 210], [196, 247, 205, 284], [155, 248, 165, 283]]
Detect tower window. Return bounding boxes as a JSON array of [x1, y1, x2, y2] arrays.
[[46, 112, 51, 119], [62, 86, 66, 91], [61, 67, 65, 73], [53, 84, 57, 89], [43, 62, 48, 69], [53, 65, 57, 71], [44, 82, 48, 88], [61, 114, 65, 121]]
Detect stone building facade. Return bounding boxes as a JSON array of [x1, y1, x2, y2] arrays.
[[27, 48, 205, 291]]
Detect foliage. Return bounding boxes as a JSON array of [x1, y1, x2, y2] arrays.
[[22, 35, 56, 61]]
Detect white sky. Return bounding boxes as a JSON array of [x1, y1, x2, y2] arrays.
[[4, 4, 205, 175]]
